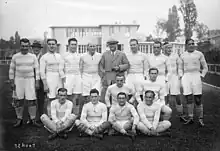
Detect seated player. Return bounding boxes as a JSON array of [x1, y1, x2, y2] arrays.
[[137, 90, 171, 136], [135, 67, 172, 121], [108, 92, 139, 140], [40, 88, 77, 140], [75, 89, 111, 139]]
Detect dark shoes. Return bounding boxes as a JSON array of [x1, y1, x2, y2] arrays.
[[179, 116, 188, 123], [48, 133, 58, 140], [184, 118, 194, 125], [58, 132, 68, 140], [198, 119, 205, 127], [13, 119, 23, 128], [93, 133, 104, 140], [31, 119, 41, 127]]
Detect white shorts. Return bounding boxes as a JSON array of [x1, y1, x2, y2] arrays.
[[157, 75, 167, 96], [46, 72, 62, 98], [115, 120, 129, 128], [181, 72, 202, 95], [65, 74, 82, 95], [166, 74, 180, 95], [82, 73, 101, 96], [125, 73, 145, 91], [15, 77, 36, 100]]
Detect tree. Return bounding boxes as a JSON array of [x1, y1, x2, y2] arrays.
[[14, 31, 20, 49], [145, 34, 154, 42], [179, 0, 198, 39], [154, 19, 166, 38], [154, 5, 181, 42], [194, 22, 209, 40], [9, 36, 15, 49]]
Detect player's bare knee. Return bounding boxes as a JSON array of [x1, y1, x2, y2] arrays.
[[186, 94, 193, 104], [194, 95, 202, 106], [102, 121, 111, 128], [28, 100, 36, 106]]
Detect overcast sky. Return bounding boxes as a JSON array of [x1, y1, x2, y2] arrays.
[[0, 0, 219, 40]]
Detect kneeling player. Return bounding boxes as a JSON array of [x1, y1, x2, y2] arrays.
[[108, 92, 139, 140], [137, 90, 171, 136], [75, 89, 111, 139], [40, 88, 77, 140]]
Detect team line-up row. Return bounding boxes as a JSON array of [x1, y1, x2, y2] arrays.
[[9, 37, 208, 140]]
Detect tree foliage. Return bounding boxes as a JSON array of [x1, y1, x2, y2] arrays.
[[194, 22, 209, 40], [179, 0, 198, 39]]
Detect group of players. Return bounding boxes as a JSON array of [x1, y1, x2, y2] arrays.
[[9, 37, 208, 140]]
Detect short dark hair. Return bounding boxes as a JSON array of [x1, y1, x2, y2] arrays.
[[149, 67, 159, 74], [145, 90, 155, 98], [129, 38, 138, 44], [57, 88, 67, 94], [117, 92, 127, 98], [185, 38, 194, 45], [47, 38, 57, 44], [163, 41, 169, 46], [68, 38, 77, 45], [90, 88, 99, 95], [116, 73, 125, 78], [20, 38, 30, 44], [154, 41, 162, 47]]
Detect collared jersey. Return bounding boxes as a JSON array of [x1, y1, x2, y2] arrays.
[[63, 52, 81, 75]]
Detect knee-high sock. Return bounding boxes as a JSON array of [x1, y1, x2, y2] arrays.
[[15, 107, 24, 119], [187, 104, 194, 119], [176, 105, 183, 116], [195, 104, 203, 119], [28, 106, 37, 120]]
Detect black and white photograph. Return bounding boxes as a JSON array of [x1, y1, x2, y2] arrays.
[[0, 0, 220, 150]]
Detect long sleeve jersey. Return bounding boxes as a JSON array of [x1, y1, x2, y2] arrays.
[[62, 52, 81, 75], [9, 52, 40, 80], [135, 79, 165, 105], [79, 52, 102, 74], [51, 99, 73, 123], [80, 102, 107, 125], [108, 102, 139, 125], [40, 52, 65, 80], [179, 50, 208, 77], [105, 83, 136, 107], [166, 53, 182, 80], [147, 54, 168, 76], [126, 51, 149, 76], [137, 102, 161, 129]]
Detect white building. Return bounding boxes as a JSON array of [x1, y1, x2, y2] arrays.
[[50, 24, 140, 55]]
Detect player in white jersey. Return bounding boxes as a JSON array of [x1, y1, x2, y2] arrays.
[[179, 39, 208, 126], [135, 67, 172, 121], [105, 73, 136, 109], [125, 39, 149, 100], [41, 88, 77, 140], [137, 90, 171, 136], [163, 42, 187, 122], [9, 38, 41, 127], [108, 92, 139, 140], [40, 39, 65, 118], [75, 89, 111, 139], [62, 38, 82, 108], [147, 41, 168, 97], [79, 42, 102, 114]]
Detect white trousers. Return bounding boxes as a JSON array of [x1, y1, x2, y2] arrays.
[[15, 77, 36, 100]]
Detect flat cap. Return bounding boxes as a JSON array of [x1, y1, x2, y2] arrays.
[[107, 38, 119, 45]]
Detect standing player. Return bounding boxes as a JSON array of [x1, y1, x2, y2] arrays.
[[40, 39, 65, 118], [105, 74, 136, 109], [163, 42, 187, 122], [125, 38, 149, 96], [179, 39, 208, 126], [136, 68, 172, 121], [75, 89, 111, 139], [137, 90, 171, 136], [9, 38, 41, 127], [63, 38, 82, 108], [108, 92, 139, 140], [99, 38, 130, 102], [79, 42, 102, 114], [147, 41, 168, 99]]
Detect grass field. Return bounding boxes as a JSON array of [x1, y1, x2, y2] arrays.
[[0, 82, 220, 151]]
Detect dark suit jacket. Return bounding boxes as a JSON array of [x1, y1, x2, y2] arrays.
[[98, 50, 130, 86]]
